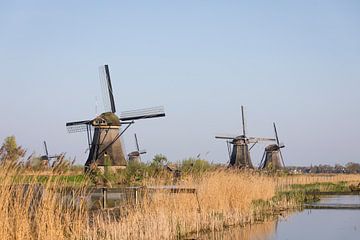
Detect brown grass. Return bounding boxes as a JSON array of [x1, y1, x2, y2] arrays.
[[276, 174, 360, 191], [1, 166, 359, 239]]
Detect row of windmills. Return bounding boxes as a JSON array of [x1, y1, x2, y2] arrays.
[[65, 65, 285, 171], [216, 106, 286, 170]]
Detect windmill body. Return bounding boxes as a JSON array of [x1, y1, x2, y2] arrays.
[[85, 113, 127, 168], [262, 144, 282, 169], [216, 106, 275, 169], [229, 137, 253, 168], [66, 65, 165, 171]]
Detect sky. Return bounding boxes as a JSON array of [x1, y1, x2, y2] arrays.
[[0, 1, 359, 166]]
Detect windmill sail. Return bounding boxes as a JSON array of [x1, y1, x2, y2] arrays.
[[99, 65, 116, 113], [66, 120, 91, 133], [248, 137, 276, 142], [215, 135, 237, 140], [119, 106, 165, 121], [43, 141, 49, 156]]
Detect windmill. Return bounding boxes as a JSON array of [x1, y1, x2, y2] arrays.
[[128, 134, 147, 163], [66, 65, 165, 171], [40, 141, 61, 167], [216, 106, 275, 169], [259, 123, 285, 170]]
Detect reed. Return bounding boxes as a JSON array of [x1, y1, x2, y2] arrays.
[[276, 174, 360, 191], [1, 165, 359, 239], [87, 170, 277, 239]]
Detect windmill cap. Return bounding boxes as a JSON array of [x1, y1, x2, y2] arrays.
[[92, 112, 120, 126], [265, 144, 284, 151]]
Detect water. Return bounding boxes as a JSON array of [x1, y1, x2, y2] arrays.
[[201, 195, 360, 240]]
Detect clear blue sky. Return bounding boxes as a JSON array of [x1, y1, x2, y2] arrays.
[[1, 1, 359, 166]]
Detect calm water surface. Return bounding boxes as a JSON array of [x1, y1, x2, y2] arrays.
[[201, 195, 360, 240]]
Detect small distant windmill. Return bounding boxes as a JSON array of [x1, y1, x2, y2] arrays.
[[40, 141, 61, 167], [128, 134, 147, 163], [216, 106, 275, 169], [66, 65, 165, 171], [259, 123, 285, 170]]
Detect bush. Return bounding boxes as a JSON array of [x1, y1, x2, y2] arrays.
[[180, 158, 212, 175]]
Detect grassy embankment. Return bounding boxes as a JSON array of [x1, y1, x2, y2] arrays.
[[1, 164, 360, 239]]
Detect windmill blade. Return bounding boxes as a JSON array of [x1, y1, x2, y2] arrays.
[[134, 134, 140, 152], [99, 65, 116, 113], [248, 137, 276, 142], [279, 149, 286, 168], [43, 141, 49, 156], [119, 106, 166, 121], [139, 150, 147, 155], [249, 141, 258, 151], [66, 120, 91, 133], [273, 122, 285, 167], [273, 122, 280, 146], [241, 105, 246, 136], [215, 135, 236, 140], [258, 150, 266, 169]]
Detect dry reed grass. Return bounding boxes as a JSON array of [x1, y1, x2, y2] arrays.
[[276, 174, 360, 191], [0, 165, 90, 240], [1, 165, 359, 240], [88, 170, 276, 239]]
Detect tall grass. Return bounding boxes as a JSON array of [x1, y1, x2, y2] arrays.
[[0, 166, 279, 239], [276, 174, 360, 191], [86, 170, 277, 239], [0, 165, 89, 239], [1, 164, 359, 239]]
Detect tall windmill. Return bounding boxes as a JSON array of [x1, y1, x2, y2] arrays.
[[216, 106, 275, 169], [128, 134, 147, 163], [259, 123, 285, 170], [66, 65, 165, 171]]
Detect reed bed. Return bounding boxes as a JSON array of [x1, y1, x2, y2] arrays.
[[90, 171, 276, 239], [276, 174, 360, 191], [0, 165, 90, 240], [1, 165, 359, 239]]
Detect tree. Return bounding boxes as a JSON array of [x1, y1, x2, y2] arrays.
[[345, 162, 360, 173], [0, 136, 26, 165], [151, 154, 168, 167]]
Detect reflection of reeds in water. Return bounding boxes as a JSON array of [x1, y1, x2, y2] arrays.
[[202, 219, 277, 240]]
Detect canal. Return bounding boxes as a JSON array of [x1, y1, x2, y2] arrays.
[[201, 195, 360, 240]]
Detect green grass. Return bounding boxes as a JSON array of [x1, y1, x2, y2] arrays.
[[11, 174, 87, 186], [290, 181, 350, 193]]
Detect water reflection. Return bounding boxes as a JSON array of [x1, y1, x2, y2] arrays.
[[318, 195, 360, 205], [201, 220, 277, 240], [274, 209, 360, 240], [201, 195, 360, 240]]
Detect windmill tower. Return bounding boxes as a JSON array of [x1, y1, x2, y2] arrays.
[[216, 106, 275, 169], [259, 123, 285, 170], [66, 65, 165, 171], [128, 134, 147, 163], [40, 141, 61, 167]]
